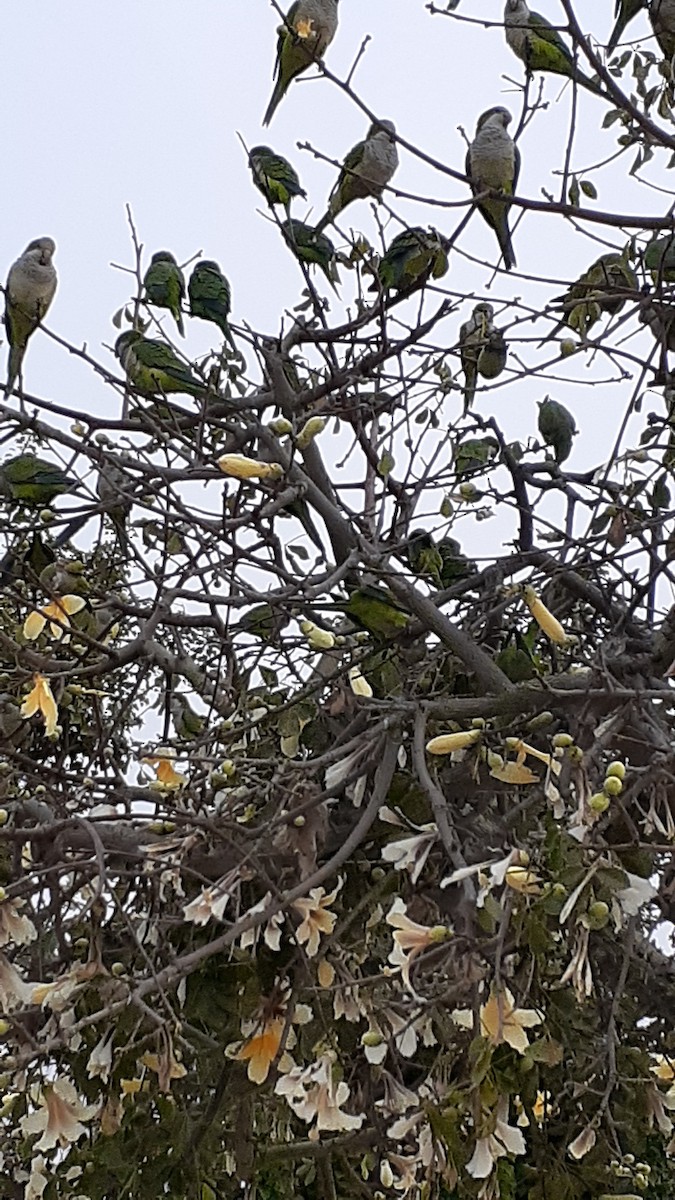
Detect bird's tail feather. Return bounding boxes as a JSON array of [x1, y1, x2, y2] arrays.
[[4, 345, 24, 398], [263, 80, 285, 127]]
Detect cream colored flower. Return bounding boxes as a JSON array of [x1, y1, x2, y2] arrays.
[[504, 866, 543, 895], [25, 1154, 49, 1200], [86, 1031, 114, 1083], [559, 926, 593, 1001], [522, 585, 568, 646], [480, 987, 543, 1055], [0, 953, 34, 1011], [21, 1078, 98, 1151], [651, 1054, 675, 1084], [218, 453, 283, 481], [567, 1124, 597, 1160], [236, 1016, 285, 1084], [183, 886, 230, 926], [386, 898, 451, 993], [466, 1097, 526, 1179], [348, 666, 373, 698], [380, 810, 437, 885], [23, 595, 86, 642], [293, 881, 341, 957], [0, 898, 37, 947], [21, 675, 59, 738], [140, 1047, 187, 1092], [426, 729, 481, 755], [239, 893, 283, 952], [275, 1053, 364, 1133]]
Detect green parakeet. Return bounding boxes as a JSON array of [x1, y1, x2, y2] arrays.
[[170, 694, 205, 739], [342, 584, 410, 641], [249, 145, 307, 213], [315, 120, 399, 231], [238, 603, 289, 641], [282, 219, 340, 289], [376, 227, 449, 293], [115, 330, 203, 397], [549, 250, 638, 337], [459, 302, 507, 411], [504, 0, 604, 95], [607, 0, 647, 53], [405, 529, 443, 585], [645, 233, 675, 282], [437, 538, 477, 586], [639, 293, 675, 381], [188, 261, 233, 341], [143, 251, 185, 337], [467, 107, 519, 272], [651, 0, 675, 59], [263, 0, 339, 127], [538, 397, 577, 464], [4, 238, 57, 398], [0, 454, 76, 506]]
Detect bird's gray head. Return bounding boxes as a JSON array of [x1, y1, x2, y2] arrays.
[[115, 329, 141, 356], [474, 301, 495, 320], [250, 145, 273, 158], [370, 119, 396, 138], [196, 260, 220, 273], [24, 237, 56, 265], [505, 0, 526, 12], [150, 250, 177, 265], [476, 106, 513, 133]]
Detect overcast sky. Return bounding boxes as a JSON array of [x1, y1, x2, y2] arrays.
[[1, 1, 667, 557]]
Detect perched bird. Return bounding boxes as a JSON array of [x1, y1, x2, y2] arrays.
[[607, 0, 647, 54], [143, 251, 185, 337], [263, 0, 340, 127], [282, 219, 340, 289], [170, 693, 206, 739], [639, 291, 675, 378], [651, 0, 675, 59], [504, 0, 604, 95], [0, 454, 76, 506], [342, 583, 410, 641], [538, 397, 577, 463], [115, 330, 203, 397], [315, 120, 399, 231], [97, 457, 133, 554], [4, 238, 58, 398], [644, 233, 675, 282], [249, 145, 307, 214], [466, 107, 520, 272], [405, 529, 443, 585], [547, 250, 638, 338], [376, 227, 449, 293], [437, 538, 477, 586], [237, 602, 289, 641], [459, 302, 507, 411], [188, 261, 233, 342]]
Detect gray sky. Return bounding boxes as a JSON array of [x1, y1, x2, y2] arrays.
[[1, 1, 664, 558]]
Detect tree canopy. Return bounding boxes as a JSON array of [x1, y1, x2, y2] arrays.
[[0, 2, 674, 1198]]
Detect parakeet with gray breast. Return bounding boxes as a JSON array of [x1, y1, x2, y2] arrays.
[[459, 302, 507, 411], [4, 237, 57, 398], [143, 251, 186, 337], [263, 0, 339, 127], [315, 120, 399, 231], [504, 0, 604, 95], [115, 330, 204, 397], [466, 107, 520, 272], [651, 0, 675, 60]]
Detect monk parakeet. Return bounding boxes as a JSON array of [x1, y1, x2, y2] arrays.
[[639, 293, 675, 380], [405, 529, 443, 585], [538, 397, 577, 463], [549, 250, 638, 337], [466, 107, 520, 272], [115, 330, 203, 397], [143, 251, 185, 337], [263, 0, 340, 127], [504, 0, 604, 95], [607, 0, 647, 54], [0, 454, 76, 506], [4, 237, 57, 398], [437, 538, 477, 586], [282, 219, 340, 289], [342, 584, 410, 641], [170, 693, 205, 739], [459, 302, 507, 411], [651, 0, 675, 59], [97, 457, 133, 553], [249, 145, 307, 214], [376, 227, 449, 293], [316, 120, 399, 231], [644, 233, 675, 282], [237, 603, 289, 641], [188, 261, 233, 341]]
